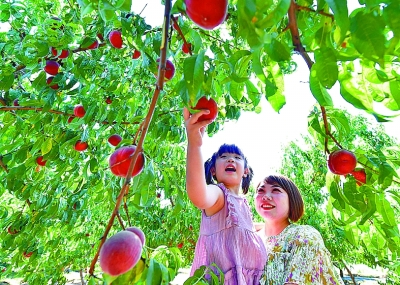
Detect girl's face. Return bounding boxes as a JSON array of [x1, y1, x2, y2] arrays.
[[254, 181, 290, 223], [212, 152, 247, 189]]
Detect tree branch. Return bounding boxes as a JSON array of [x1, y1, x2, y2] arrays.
[[296, 5, 334, 21], [286, 0, 314, 69], [0, 106, 140, 125], [88, 0, 172, 276]]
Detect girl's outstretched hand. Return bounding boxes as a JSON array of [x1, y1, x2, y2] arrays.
[[183, 107, 213, 147]]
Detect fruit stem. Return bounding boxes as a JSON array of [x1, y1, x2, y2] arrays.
[[172, 16, 193, 56]]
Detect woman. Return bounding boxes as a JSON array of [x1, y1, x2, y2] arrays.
[[255, 174, 344, 285]]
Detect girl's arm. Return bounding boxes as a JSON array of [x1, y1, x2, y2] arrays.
[[184, 108, 221, 210]]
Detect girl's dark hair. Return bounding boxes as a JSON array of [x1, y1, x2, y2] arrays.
[[204, 144, 254, 194], [259, 174, 304, 222]]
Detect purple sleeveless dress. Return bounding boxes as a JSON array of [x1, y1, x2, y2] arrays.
[[190, 183, 267, 284]]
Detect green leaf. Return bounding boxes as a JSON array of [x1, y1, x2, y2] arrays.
[[32, 71, 46, 90], [265, 61, 285, 112], [0, 74, 14, 91], [376, 193, 397, 227], [183, 50, 205, 104], [99, 0, 116, 22], [111, 259, 145, 284], [264, 38, 291, 62], [257, 0, 291, 29], [228, 50, 252, 83], [229, 81, 244, 102], [350, 11, 386, 64], [252, 48, 267, 83], [360, 192, 376, 225], [339, 74, 373, 111], [41, 138, 53, 155], [385, 81, 400, 111], [309, 65, 333, 107], [245, 79, 261, 106], [115, 0, 132, 11], [314, 47, 338, 89], [344, 224, 359, 246], [383, 2, 400, 37], [326, 0, 349, 42]]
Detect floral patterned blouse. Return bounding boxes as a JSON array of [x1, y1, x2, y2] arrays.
[[258, 224, 344, 285]]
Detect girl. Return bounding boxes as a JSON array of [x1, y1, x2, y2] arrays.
[[183, 107, 266, 285], [255, 174, 344, 285]]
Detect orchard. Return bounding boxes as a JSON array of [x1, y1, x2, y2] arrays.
[[0, 0, 399, 284]]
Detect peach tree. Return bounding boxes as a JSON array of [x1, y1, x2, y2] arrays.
[[0, 0, 399, 284]]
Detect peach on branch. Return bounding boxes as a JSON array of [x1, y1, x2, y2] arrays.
[[99, 231, 143, 276], [105, 97, 113, 104], [13, 99, 19, 106], [36, 156, 47, 166], [191, 96, 218, 122], [109, 145, 145, 177], [132, 50, 141, 59], [156, 58, 175, 81], [350, 169, 366, 186], [46, 77, 59, 90], [44, 60, 60, 75], [125, 227, 146, 246], [109, 30, 123, 49], [327, 149, 357, 175], [23, 251, 33, 258], [51, 47, 69, 59], [108, 134, 122, 147], [185, 0, 228, 30], [74, 140, 88, 151], [73, 104, 86, 118], [7, 226, 19, 235]]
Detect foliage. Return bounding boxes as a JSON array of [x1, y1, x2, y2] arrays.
[[1, 0, 400, 283], [278, 110, 399, 281]]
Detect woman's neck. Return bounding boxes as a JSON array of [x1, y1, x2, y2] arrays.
[[263, 219, 290, 237]]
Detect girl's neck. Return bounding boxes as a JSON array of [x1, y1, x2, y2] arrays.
[[221, 183, 241, 196], [263, 219, 290, 237]]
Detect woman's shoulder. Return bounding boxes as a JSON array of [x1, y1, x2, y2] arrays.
[[286, 224, 324, 245]]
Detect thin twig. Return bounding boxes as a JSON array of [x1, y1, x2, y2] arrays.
[[172, 16, 193, 56], [296, 5, 334, 21], [116, 211, 125, 229], [0, 156, 9, 173]]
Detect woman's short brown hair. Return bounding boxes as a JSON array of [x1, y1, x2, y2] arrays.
[[259, 174, 304, 222]]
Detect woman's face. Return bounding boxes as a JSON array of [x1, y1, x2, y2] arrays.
[[254, 181, 290, 222]]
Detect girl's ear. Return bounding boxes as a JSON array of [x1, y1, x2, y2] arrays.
[[211, 167, 216, 177], [243, 168, 249, 178]]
